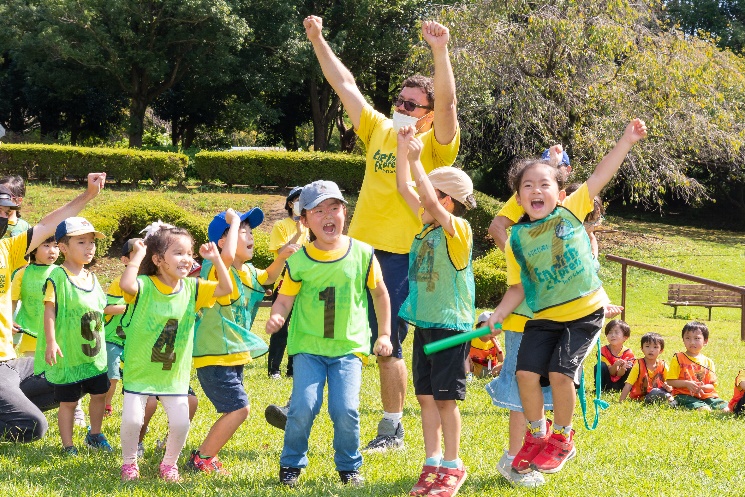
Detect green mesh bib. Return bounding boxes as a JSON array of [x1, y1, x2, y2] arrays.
[[286, 240, 373, 357], [38, 268, 107, 383], [192, 261, 268, 361], [104, 278, 128, 347], [399, 224, 475, 331], [16, 264, 57, 339], [510, 206, 601, 313], [121, 276, 198, 395]]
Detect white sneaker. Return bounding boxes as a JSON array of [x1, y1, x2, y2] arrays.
[[496, 449, 545, 488]]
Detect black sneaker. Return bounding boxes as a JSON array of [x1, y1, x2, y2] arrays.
[[265, 404, 288, 430], [339, 470, 364, 486], [279, 467, 301, 487], [362, 418, 404, 452]]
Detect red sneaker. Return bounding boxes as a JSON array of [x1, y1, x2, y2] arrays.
[[428, 465, 467, 497], [531, 430, 576, 474], [409, 464, 439, 496], [511, 420, 552, 474]]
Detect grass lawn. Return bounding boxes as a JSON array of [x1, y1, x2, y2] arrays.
[[1, 184, 744, 496]]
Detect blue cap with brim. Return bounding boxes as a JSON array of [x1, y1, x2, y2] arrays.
[[208, 208, 264, 243]]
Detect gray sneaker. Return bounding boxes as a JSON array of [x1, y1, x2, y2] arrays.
[[362, 418, 404, 452], [496, 449, 545, 488], [265, 404, 288, 430]]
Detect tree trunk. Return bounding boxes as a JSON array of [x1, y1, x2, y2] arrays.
[[128, 96, 147, 148], [182, 121, 196, 149], [309, 79, 340, 152], [336, 108, 357, 152]]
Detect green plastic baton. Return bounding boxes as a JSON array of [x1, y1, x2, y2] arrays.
[[423, 324, 502, 356]]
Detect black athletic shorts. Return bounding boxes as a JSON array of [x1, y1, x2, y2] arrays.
[[412, 327, 469, 400]]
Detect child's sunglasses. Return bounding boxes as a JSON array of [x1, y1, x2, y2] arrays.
[[394, 96, 433, 112]]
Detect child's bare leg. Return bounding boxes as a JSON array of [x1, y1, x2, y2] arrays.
[[105, 379, 117, 408], [548, 372, 575, 428], [417, 394, 442, 459], [198, 406, 249, 456], [139, 396, 158, 443], [188, 393, 198, 421], [88, 393, 106, 434], [58, 401, 77, 447], [508, 410, 526, 455], [516, 370, 544, 421], [435, 399, 461, 462]]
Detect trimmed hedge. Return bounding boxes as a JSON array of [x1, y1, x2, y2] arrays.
[[473, 247, 508, 308], [464, 190, 504, 257], [0, 144, 187, 185], [80, 195, 274, 270], [194, 150, 366, 190]]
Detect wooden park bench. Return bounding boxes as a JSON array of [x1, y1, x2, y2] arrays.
[[663, 284, 742, 320]]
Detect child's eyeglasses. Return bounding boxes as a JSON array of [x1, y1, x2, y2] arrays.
[[394, 96, 432, 112]]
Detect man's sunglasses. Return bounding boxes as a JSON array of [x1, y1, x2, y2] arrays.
[[394, 96, 433, 112]]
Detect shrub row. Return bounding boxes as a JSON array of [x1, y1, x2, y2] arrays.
[[0, 144, 188, 185], [80, 194, 274, 270], [473, 247, 508, 308], [194, 150, 366, 190]]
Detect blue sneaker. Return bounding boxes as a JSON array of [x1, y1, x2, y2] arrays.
[[62, 445, 79, 456], [85, 432, 113, 452]]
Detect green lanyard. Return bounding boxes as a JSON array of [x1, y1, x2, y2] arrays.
[[577, 336, 609, 430]]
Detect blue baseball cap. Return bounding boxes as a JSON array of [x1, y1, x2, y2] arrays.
[[299, 180, 346, 211], [286, 186, 303, 202], [208, 208, 264, 243], [541, 148, 571, 167]]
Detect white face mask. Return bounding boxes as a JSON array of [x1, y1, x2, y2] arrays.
[[292, 201, 301, 218], [391, 111, 419, 132]]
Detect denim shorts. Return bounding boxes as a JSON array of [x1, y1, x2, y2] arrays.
[[367, 250, 410, 359], [106, 342, 124, 381], [196, 365, 249, 413], [486, 330, 553, 412]]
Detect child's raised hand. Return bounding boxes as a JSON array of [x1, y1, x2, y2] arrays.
[[407, 135, 424, 163], [397, 125, 415, 150], [87, 172, 106, 197], [604, 304, 624, 319], [130, 239, 146, 257], [199, 242, 220, 261], [266, 314, 285, 334], [45, 341, 63, 366], [547, 144, 564, 166], [278, 243, 300, 260], [623, 118, 647, 144], [224, 208, 239, 225]]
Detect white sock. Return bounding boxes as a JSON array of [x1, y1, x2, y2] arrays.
[[383, 411, 403, 423]]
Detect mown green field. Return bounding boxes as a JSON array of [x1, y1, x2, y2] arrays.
[[1, 185, 744, 496]]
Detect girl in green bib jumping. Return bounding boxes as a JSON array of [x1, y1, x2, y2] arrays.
[[118, 224, 232, 482]]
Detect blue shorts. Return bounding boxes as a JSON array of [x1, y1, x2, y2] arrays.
[[486, 330, 553, 412], [196, 365, 249, 413], [106, 342, 124, 381], [368, 250, 409, 359]]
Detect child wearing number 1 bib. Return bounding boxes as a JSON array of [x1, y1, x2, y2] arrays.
[[118, 223, 232, 482]]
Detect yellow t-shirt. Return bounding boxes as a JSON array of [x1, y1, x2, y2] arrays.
[[0, 231, 32, 361], [279, 237, 383, 296], [505, 183, 609, 321], [104, 276, 124, 325], [193, 263, 268, 368], [668, 351, 718, 392], [497, 193, 525, 224], [269, 217, 310, 255], [123, 275, 218, 312], [349, 104, 460, 254], [44, 266, 97, 303], [625, 359, 669, 386]]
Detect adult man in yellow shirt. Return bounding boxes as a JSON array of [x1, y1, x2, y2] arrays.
[[303, 15, 460, 451]]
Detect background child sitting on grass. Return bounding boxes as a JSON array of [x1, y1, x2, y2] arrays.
[[599, 319, 635, 392], [619, 332, 673, 403], [667, 321, 727, 411]]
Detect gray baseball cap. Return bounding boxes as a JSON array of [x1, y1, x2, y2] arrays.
[[299, 180, 347, 211]]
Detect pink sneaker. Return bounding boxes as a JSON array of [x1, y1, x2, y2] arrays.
[[409, 464, 439, 496], [512, 420, 552, 474], [159, 463, 182, 482], [428, 465, 467, 497], [531, 430, 576, 474], [121, 463, 139, 482]]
